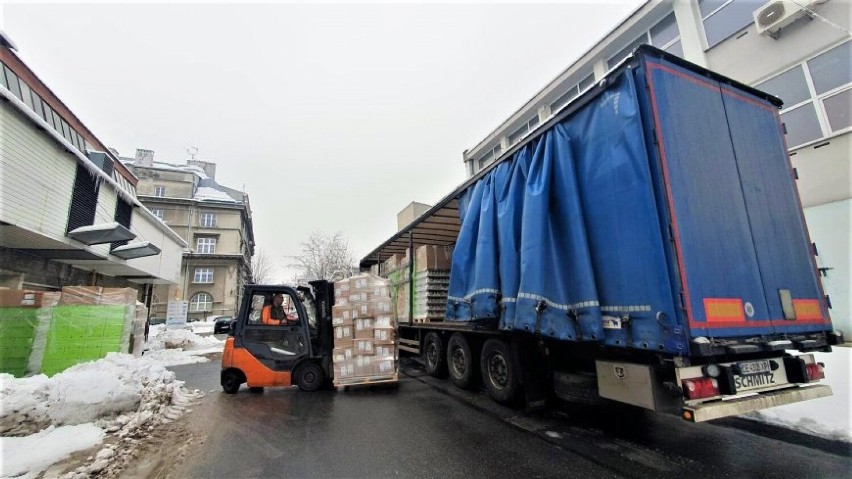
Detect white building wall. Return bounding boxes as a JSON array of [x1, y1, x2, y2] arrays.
[[91, 185, 118, 257], [0, 102, 75, 237], [701, 1, 851, 85], [126, 211, 183, 284], [804, 199, 851, 335]]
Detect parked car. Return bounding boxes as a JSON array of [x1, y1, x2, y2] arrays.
[[213, 316, 233, 334], [149, 317, 165, 325]]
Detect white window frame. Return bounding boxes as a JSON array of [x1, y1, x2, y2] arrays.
[[757, 40, 852, 150], [193, 267, 213, 283], [200, 212, 217, 228], [151, 208, 164, 220], [190, 292, 213, 312], [607, 12, 682, 70], [154, 185, 166, 197], [196, 237, 217, 254]]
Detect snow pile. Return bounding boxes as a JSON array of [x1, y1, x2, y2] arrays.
[[0, 354, 178, 436], [745, 346, 852, 443], [1, 424, 105, 479], [0, 353, 201, 478], [142, 324, 224, 366]]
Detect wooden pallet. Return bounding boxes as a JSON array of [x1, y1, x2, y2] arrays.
[[334, 373, 399, 388]]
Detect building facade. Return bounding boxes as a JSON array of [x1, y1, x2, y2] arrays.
[[463, 0, 850, 332], [124, 152, 255, 321], [0, 34, 185, 298]]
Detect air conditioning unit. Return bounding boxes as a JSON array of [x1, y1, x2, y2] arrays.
[[754, 0, 814, 37]]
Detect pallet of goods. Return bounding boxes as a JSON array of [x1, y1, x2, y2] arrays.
[[331, 274, 398, 387]]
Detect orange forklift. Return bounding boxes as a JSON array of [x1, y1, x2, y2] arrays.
[[220, 281, 335, 393]]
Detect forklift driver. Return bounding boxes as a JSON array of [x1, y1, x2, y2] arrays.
[[261, 293, 291, 326]]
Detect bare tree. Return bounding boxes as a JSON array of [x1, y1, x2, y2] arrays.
[[250, 248, 274, 284], [288, 231, 355, 283]]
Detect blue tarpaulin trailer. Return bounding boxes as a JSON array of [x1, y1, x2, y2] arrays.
[[360, 46, 841, 421]]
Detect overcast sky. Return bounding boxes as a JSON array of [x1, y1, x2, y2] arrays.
[[3, 0, 643, 283]]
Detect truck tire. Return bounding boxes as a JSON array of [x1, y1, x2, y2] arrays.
[[480, 339, 519, 404], [221, 369, 243, 394], [296, 362, 325, 392], [423, 332, 447, 378], [448, 333, 476, 389]]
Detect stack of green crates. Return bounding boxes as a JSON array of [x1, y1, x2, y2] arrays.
[[0, 308, 39, 377], [41, 305, 128, 376]]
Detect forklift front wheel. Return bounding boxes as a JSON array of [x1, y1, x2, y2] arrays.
[[295, 362, 325, 392], [222, 369, 244, 394]]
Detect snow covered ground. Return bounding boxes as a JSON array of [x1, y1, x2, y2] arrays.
[[743, 346, 852, 443], [0, 325, 222, 478]]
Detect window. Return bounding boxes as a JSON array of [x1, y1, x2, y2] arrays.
[[194, 268, 214, 283], [248, 292, 302, 325], [19, 80, 34, 110], [190, 292, 213, 312], [200, 212, 217, 228], [508, 115, 543, 146], [151, 208, 164, 220], [50, 108, 61, 132], [31, 91, 45, 121], [756, 41, 852, 148], [3, 64, 22, 100], [477, 143, 504, 170], [196, 237, 216, 254], [699, 0, 757, 49], [154, 185, 166, 197], [0, 63, 7, 90], [607, 12, 683, 69]]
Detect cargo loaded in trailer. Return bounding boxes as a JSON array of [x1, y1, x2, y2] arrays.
[[359, 45, 843, 422]]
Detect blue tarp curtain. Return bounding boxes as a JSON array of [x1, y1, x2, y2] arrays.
[[447, 70, 676, 347]]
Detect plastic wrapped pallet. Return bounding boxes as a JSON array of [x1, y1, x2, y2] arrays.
[[332, 274, 398, 387], [40, 286, 138, 376], [131, 302, 148, 356], [26, 292, 59, 376], [0, 290, 48, 377]]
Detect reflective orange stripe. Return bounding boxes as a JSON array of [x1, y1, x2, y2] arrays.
[[793, 299, 822, 321], [703, 298, 745, 323]]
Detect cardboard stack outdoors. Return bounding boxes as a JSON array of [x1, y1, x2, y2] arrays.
[[0, 286, 141, 377], [413, 245, 452, 323], [332, 274, 398, 386], [381, 245, 453, 324]]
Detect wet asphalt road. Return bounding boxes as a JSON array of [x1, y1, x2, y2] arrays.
[[169, 357, 850, 479]]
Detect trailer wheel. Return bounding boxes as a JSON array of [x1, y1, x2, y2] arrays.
[[295, 362, 325, 392], [221, 369, 244, 394], [480, 339, 519, 404], [448, 333, 476, 389], [423, 332, 447, 377]]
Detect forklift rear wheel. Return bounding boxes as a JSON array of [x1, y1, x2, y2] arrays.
[[296, 362, 324, 392], [480, 339, 519, 404], [423, 332, 447, 378], [448, 333, 476, 389], [222, 370, 243, 394]]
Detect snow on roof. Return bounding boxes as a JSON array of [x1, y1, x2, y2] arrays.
[[67, 222, 121, 234], [194, 186, 238, 202], [120, 159, 209, 180]]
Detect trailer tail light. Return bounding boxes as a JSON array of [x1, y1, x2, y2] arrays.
[[682, 377, 719, 400], [806, 362, 825, 382]]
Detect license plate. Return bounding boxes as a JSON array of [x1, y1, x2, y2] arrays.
[[738, 359, 770, 375]]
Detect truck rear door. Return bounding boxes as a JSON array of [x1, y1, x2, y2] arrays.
[[643, 56, 831, 340]]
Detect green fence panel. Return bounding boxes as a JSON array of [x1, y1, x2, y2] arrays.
[[0, 308, 39, 377]]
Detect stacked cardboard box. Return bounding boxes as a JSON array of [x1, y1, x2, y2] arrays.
[[382, 253, 410, 324], [412, 245, 453, 323], [332, 274, 398, 386]]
